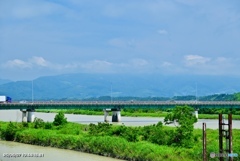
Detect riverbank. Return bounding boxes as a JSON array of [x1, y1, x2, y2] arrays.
[[36, 109, 240, 120], [0, 121, 239, 161]]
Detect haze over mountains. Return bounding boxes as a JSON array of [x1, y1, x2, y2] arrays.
[[1, 73, 240, 101]]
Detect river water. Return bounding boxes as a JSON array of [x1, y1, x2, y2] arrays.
[[0, 141, 124, 161], [1, 110, 240, 161], [1, 110, 240, 129]]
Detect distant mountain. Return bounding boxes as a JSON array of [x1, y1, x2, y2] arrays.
[[0, 73, 240, 101], [0, 79, 12, 85]]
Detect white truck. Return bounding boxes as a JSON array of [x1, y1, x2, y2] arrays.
[[0, 96, 12, 103]]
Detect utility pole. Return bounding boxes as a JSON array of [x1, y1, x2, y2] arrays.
[[203, 122, 207, 161], [219, 114, 233, 161]]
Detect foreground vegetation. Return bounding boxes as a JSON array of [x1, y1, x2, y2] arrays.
[[1, 108, 240, 161], [0, 122, 240, 161]]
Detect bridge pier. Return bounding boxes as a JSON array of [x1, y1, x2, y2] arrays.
[[103, 109, 111, 122], [21, 109, 35, 122], [103, 107, 121, 122], [22, 110, 27, 122], [112, 109, 121, 122], [27, 110, 35, 122]]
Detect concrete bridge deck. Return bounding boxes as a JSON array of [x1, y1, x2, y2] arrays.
[[1, 101, 240, 110]]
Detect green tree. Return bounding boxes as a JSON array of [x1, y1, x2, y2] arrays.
[[164, 105, 197, 147], [233, 92, 240, 101], [53, 112, 67, 126]]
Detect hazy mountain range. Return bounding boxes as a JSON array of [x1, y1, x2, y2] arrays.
[[1, 73, 240, 101]]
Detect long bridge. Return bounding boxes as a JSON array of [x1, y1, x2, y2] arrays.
[[1, 101, 240, 110], [1, 101, 239, 122]]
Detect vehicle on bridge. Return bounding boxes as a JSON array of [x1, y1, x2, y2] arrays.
[[0, 96, 12, 103]]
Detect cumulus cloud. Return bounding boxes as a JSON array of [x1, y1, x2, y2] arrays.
[[3, 59, 31, 68], [2, 56, 50, 69], [182, 55, 239, 75], [29, 56, 48, 67], [184, 55, 211, 66]]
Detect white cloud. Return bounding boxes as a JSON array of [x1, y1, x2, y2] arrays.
[[2, 56, 50, 69], [3, 59, 31, 68], [182, 55, 239, 75], [29, 57, 48, 67], [184, 55, 211, 66]]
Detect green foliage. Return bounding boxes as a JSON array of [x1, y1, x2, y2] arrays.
[[22, 122, 29, 128], [164, 105, 197, 125], [34, 117, 45, 129], [233, 92, 240, 101], [5, 122, 19, 141], [164, 106, 197, 147], [57, 123, 87, 135], [53, 112, 67, 126], [1, 121, 240, 161], [14, 129, 195, 161], [44, 122, 53, 129], [89, 123, 112, 136]]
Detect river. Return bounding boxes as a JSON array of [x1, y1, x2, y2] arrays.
[[1, 110, 240, 129], [0, 141, 124, 161]]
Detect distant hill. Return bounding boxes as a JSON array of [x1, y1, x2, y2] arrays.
[[0, 73, 240, 101], [0, 79, 12, 85]]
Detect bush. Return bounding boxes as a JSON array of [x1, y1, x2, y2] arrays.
[[34, 117, 45, 129], [5, 122, 19, 141], [22, 122, 29, 128], [53, 112, 67, 126], [45, 122, 53, 129]]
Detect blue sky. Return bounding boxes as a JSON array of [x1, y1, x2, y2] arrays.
[[0, 0, 240, 80]]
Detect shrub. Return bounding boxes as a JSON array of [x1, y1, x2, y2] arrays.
[[22, 122, 29, 128], [45, 122, 53, 129], [5, 122, 19, 141], [53, 112, 67, 126], [34, 117, 45, 129]]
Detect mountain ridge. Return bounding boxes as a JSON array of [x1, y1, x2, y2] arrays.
[[0, 73, 240, 100]]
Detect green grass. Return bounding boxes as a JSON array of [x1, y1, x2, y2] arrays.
[[0, 121, 239, 161]]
